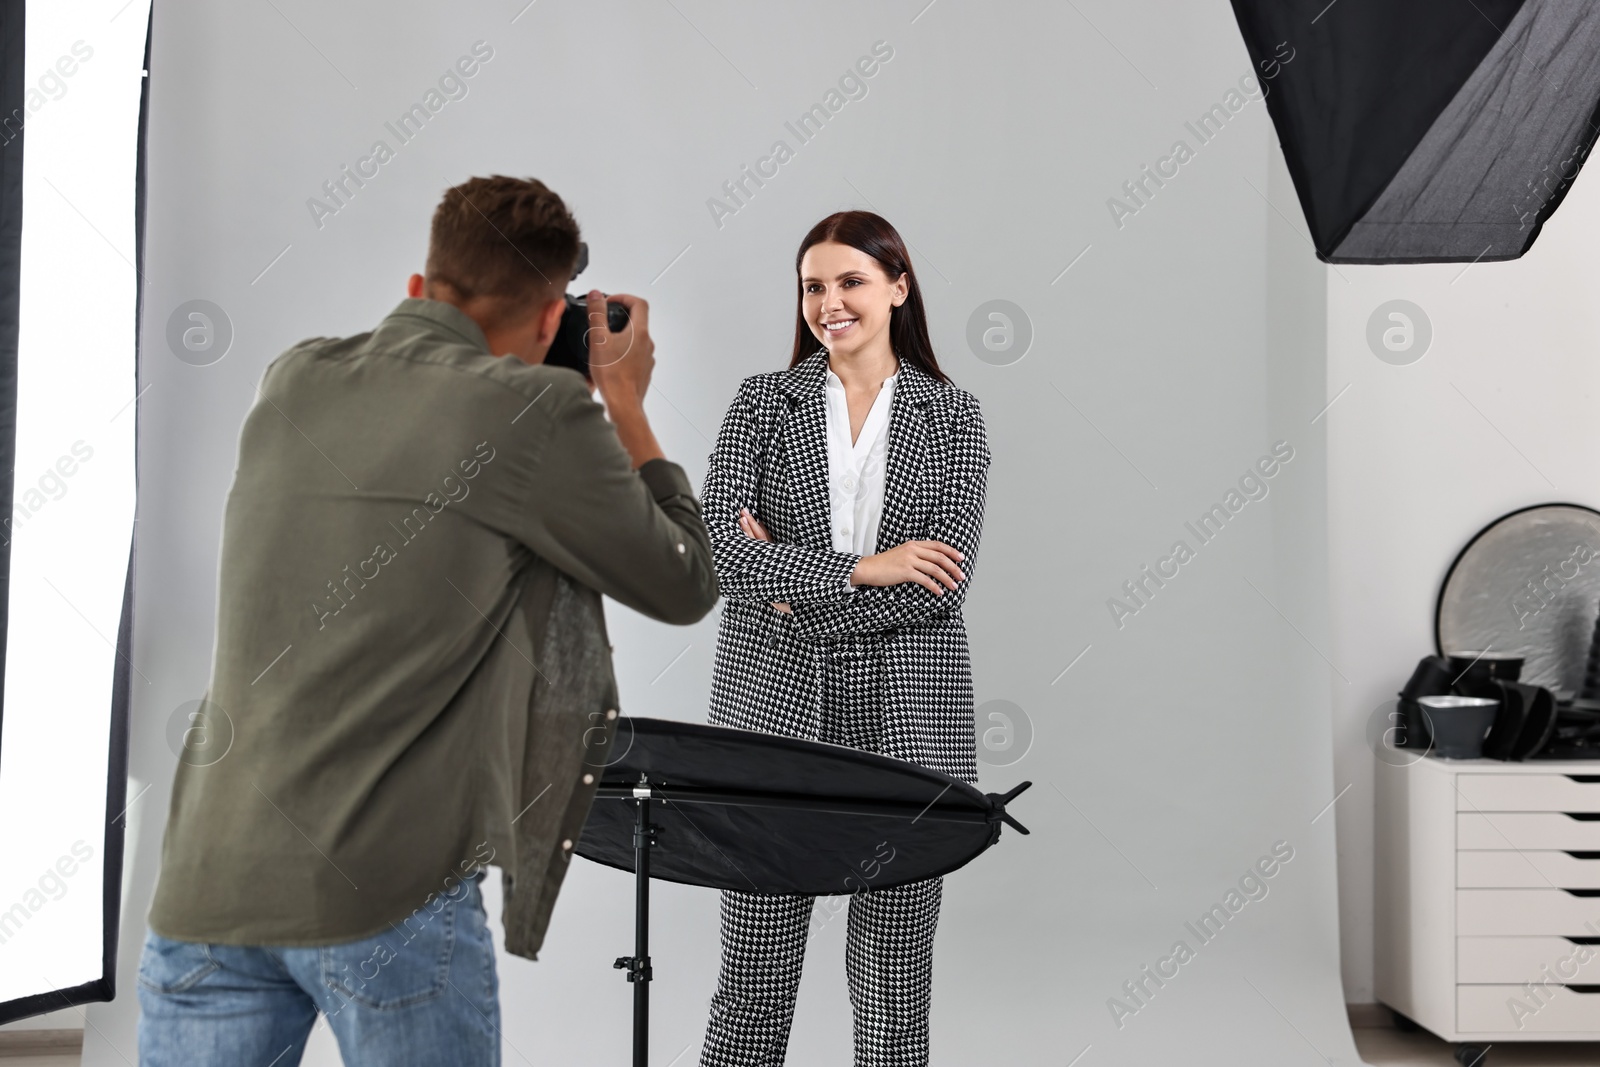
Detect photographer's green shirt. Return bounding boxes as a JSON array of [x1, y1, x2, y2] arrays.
[[147, 298, 718, 955]]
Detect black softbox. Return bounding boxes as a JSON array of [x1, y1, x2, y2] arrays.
[[1230, 0, 1600, 263], [578, 718, 1028, 896]]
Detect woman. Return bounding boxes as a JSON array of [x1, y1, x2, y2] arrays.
[[697, 210, 991, 1067]]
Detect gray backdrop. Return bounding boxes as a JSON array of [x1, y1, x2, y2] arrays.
[[86, 1, 1356, 1063]]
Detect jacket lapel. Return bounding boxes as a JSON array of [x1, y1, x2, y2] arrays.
[[774, 349, 833, 550], [876, 359, 938, 552], [774, 348, 940, 554]]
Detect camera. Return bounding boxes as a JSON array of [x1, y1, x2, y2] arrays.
[[545, 241, 630, 379]]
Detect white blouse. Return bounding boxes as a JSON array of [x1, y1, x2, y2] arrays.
[[823, 362, 899, 591]]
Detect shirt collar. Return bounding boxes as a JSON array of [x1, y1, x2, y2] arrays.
[[376, 297, 492, 353], [784, 347, 934, 407]]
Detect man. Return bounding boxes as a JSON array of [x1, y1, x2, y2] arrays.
[[137, 175, 719, 1065]]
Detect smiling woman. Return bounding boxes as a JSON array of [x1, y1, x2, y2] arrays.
[[697, 210, 988, 1067], [0, 0, 150, 1026]]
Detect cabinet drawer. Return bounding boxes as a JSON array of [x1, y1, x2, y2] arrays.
[[1456, 773, 1600, 813], [1459, 812, 1600, 850], [1459, 984, 1600, 1033], [1459, 850, 1600, 888], [1458, 936, 1600, 983], [1458, 890, 1600, 936]]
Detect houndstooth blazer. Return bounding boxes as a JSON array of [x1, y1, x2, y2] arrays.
[[700, 348, 990, 784]]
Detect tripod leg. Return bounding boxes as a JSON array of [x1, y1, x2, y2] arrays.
[[635, 795, 652, 1067], [612, 794, 656, 1066]]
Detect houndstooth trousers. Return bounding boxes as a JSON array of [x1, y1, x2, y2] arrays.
[[699, 642, 944, 1067]]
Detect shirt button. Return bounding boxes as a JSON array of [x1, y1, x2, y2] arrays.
[[583, 773, 594, 785], [605, 708, 618, 720], [562, 839, 573, 851], [676, 542, 685, 554], [843, 478, 856, 490]]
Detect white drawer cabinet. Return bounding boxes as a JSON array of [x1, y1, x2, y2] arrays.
[[1458, 936, 1600, 983], [1376, 754, 1600, 1045], [1458, 987, 1600, 1034], [1455, 773, 1600, 812], [1458, 850, 1600, 888], [1458, 812, 1600, 850], [1457, 890, 1600, 935]]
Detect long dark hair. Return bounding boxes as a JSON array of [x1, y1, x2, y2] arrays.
[[788, 211, 951, 384]]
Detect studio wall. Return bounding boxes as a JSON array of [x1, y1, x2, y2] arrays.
[[82, 2, 1357, 1063]]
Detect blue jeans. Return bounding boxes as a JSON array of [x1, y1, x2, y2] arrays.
[[136, 871, 500, 1066]]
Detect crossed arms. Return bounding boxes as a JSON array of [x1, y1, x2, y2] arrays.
[[700, 378, 990, 643]]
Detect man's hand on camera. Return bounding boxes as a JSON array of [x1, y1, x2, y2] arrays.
[[587, 290, 654, 406], [584, 290, 664, 469]]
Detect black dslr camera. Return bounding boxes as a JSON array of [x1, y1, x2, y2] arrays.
[[545, 241, 629, 380]]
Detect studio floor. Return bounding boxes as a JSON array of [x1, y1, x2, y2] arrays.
[[0, 1037, 1583, 1066], [5, 1026, 1600, 1065]]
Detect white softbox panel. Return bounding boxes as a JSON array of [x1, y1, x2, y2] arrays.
[[0, 0, 149, 1023]]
